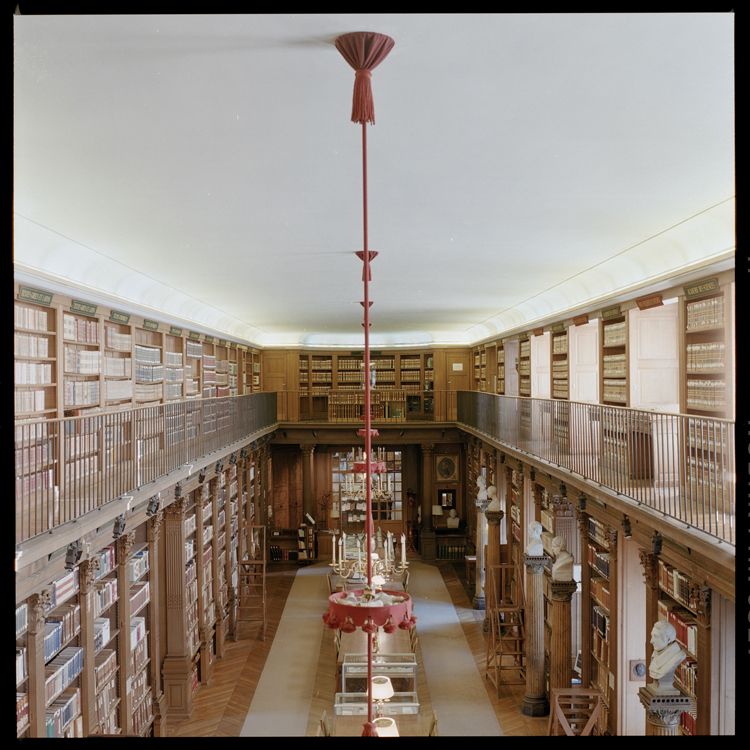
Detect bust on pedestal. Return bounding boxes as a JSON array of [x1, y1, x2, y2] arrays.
[[446, 509, 460, 528], [525, 521, 544, 556], [550, 536, 574, 582]]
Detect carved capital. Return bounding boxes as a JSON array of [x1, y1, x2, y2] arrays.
[[692, 582, 711, 627], [79, 557, 101, 594], [646, 707, 683, 728], [421, 443, 435, 456], [117, 531, 137, 562], [576, 508, 589, 536], [29, 589, 52, 630], [523, 554, 551, 575], [163, 496, 187, 521], [606, 527, 618, 559], [532, 482, 544, 507], [485, 509, 504, 526], [148, 510, 163, 542], [638, 550, 659, 589], [548, 580, 578, 602], [299, 444, 315, 457]]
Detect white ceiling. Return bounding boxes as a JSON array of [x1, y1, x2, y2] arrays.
[[13, 13, 736, 348]]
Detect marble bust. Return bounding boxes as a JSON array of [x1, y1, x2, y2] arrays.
[[476, 475, 487, 504], [486, 485, 502, 512], [525, 520, 544, 556], [550, 536, 575, 581], [648, 621, 686, 693], [447, 509, 460, 528]]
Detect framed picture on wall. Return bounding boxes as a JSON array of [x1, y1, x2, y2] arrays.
[[435, 454, 459, 483]]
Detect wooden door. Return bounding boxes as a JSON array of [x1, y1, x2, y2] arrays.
[[445, 350, 472, 420], [263, 352, 295, 420]]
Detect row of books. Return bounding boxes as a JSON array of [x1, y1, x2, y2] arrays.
[[64, 380, 100, 406], [135, 344, 161, 364], [165, 350, 183, 367], [130, 615, 146, 650], [106, 379, 133, 400], [15, 331, 51, 357], [519, 361, 531, 376], [590, 576, 611, 610], [16, 603, 28, 637], [17, 692, 29, 734], [104, 356, 132, 377], [15, 443, 51, 475], [15, 360, 54, 384], [166, 367, 184, 382], [184, 511, 197, 537], [658, 560, 696, 610], [63, 432, 98, 458], [553, 360, 569, 374], [203, 369, 216, 383], [603, 321, 626, 346], [15, 420, 50, 444], [133, 636, 149, 676], [132, 688, 153, 735], [674, 657, 698, 698], [203, 523, 214, 546], [202, 354, 216, 369], [686, 379, 726, 409], [588, 517, 610, 547], [104, 325, 131, 351], [64, 347, 100, 374], [684, 456, 728, 501], [602, 379, 627, 402], [686, 341, 725, 372], [135, 363, 163, 382], [63, 454, 99, 482], [588, 543, 611, 578], [131, 664, 149, 708], [270, 546, 299, 561], [93, 617, 111, 653], [165, 383, 183, 400], [686, 295, 725, 330], [135, 382, 163, 400], [659, 601, 698, 655], [44, 646, 83, 706], [185, 559, 197, 587], [602, 353, 627, 376], [185, 539, 196, 561], [215, 359, 229, 373], [552, 334, 568, 354], [130, 581, 150, 616], [16, 467, 56, 499], [687, 419, 730, 453], [602, 408, 651, 433], [519, 382, 531, 396], [95, 546, 116, 579], [520, 340, 531, 357], [186, 341, 203, 358], [94, 578, 118, 618], [436, 543, 467, 559], [63, 314, 99, 344], [47, 568, 79, 612], [15, 389, 47, 413], [128, 548, 148, 581], [16, 302, 50, 331], [680, 706, 697, 736], [46, 686, 80, 737], [591, 604, 610, 641], [95, 673, 117, 724], [553, 381, 568, 399], [46, 602, 81, 657], [17, 646, 27, 684]]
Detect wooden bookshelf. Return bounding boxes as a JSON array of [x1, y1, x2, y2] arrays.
[[599, 408, 653, 486], [473, 345, 487, 392], [519, 336, 531, 397], [551, 327, 569, 401], [581, 515, 618, 735], [600, 308, 629, 407], [496, 343, 505, 395], [680, 279, 734, 420]]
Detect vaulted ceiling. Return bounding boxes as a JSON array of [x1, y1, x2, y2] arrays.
[[13, 13, 735, 348]]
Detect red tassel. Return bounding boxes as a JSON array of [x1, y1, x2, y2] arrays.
[[352, 70, 375, 125], [361, 720, 379, 736], [383, 616, 396, 634], [361, 616, 377, 634], [341, 616, 356, 634]]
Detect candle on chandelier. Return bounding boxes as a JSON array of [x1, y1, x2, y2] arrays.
[[401, 534, 405, 564]]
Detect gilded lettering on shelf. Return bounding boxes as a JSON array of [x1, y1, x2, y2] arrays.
[[189, 331, 200, 340], [683, 277, 719, 300], [71, 299, 98, 316], [143, 319, 159, 331], [601, 305, 621, 320], [169, 327, 182, 336], [18, 285, 54, 306], [109, 310, 131, 324]]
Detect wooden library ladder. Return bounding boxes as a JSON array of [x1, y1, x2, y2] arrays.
[[547, 687, 602, 736], [485, 563, 526, 693], [236, 526, 267, 641]]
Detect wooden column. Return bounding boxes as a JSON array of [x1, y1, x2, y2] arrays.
[[576, 509, 591, 691], [198, 479, 218, 685], [692, 582, 712, 735], [504, 464, 514, 552], [78, 558, 99, 735], [161, 496, 194, 718], [27, 589, 52, 736], [147, 510, 168, 736], [548, 580, 577, 691], [420, 444, 436, 562], [638, 550, 660, 669], [300, 444, 316, 521], [213, 470, 226, 661], [474, 503, 487, 611], [532, 481, 543, 524], [117, 531, 136, 734], [606, 527, 619, 734], [522, 554, 551, 717]]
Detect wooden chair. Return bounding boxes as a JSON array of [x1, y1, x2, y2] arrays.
[[547, 687, 602, 736], [428, 710, 438, 736], [320, 710, 331, 737], [409, 627, 419, 654], [401, 569, 410, 593], [326, 571, 334, 596]]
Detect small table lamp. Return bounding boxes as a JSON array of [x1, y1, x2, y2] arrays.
[[374, 716, 399, 737], [371, 675, 394, 716], [432, 504, 444, 526]]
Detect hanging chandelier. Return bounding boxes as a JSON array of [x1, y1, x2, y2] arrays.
[[320, 30, 416, 738]]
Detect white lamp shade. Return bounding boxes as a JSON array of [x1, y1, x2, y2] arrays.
[[371, 675, 394, 701], [374, 717, 399, 737], [432, 505, 444, 516], [329, 509, 340, 518], [371, 574, 386, 587]]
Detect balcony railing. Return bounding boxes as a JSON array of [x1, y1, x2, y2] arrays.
[[15, 392, 277, 543], [457, 391, 735, 545]]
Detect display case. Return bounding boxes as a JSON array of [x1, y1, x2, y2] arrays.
[[341, 653, 417, 694]]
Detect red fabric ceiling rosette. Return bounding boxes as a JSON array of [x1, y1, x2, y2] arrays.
[[335, 31, 395, 125]]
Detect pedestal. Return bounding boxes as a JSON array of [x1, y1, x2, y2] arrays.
[[638, 686, 691, 736], [473, 507, 486, 610], [548, 580, 577, 691], [420, 529, 437, 563], [521, 554, 551, 717]]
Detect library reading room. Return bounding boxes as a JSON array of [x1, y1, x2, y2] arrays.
[[13, 12, 737, 738]]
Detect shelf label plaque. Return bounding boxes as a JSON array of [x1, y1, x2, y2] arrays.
[[635, 293, 663, 311], [205, 336, 215, 344], [18, 285, 54, 306], [683, 277, 719, 300], [109, 310, 130, 324], [71, 300, 98, 316], [601, 305, 621, 320], [188, 331, 201, 340], [532, 327, 544, 337], [573, 314, 589, 326], [169, 326, 183, 336], [142, 319, 159, 331]]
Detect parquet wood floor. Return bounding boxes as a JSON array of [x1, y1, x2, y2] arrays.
[[165, 558, 548, 736]]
